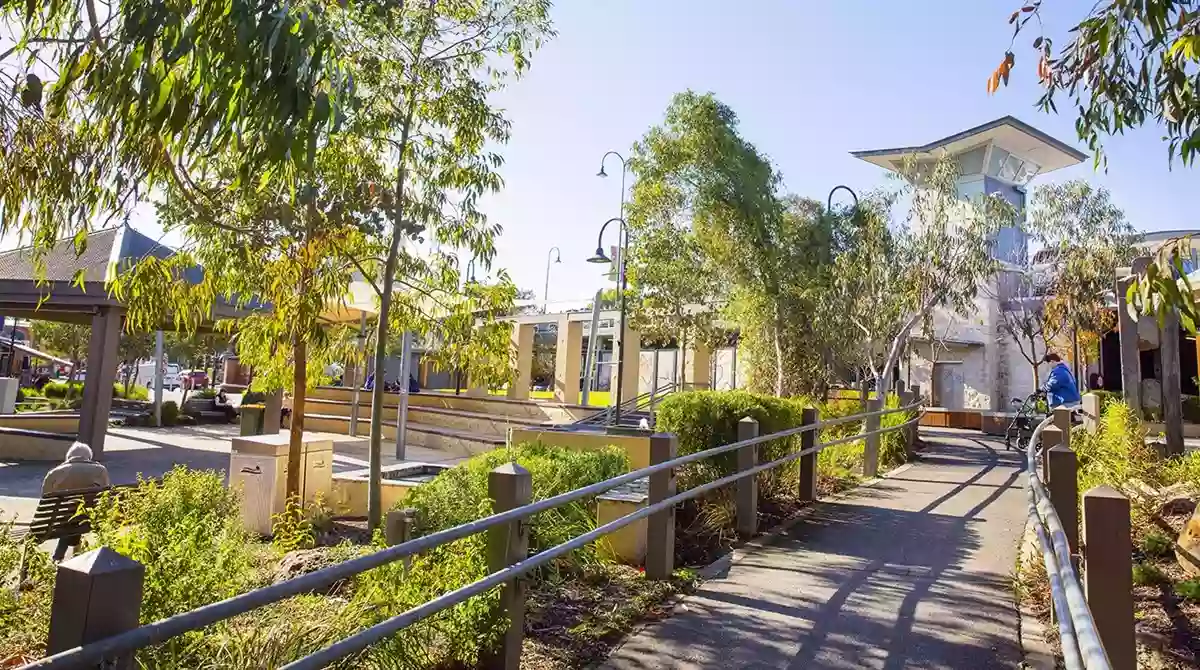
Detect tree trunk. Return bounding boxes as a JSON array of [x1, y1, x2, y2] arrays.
[[772, 306, 784, 397], [66, 363, 78, 402], [286, 336, 307, 499]]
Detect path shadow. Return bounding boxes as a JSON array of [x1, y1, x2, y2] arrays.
[[605, 433, 1025, 670]]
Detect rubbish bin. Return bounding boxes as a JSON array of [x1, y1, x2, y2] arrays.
[[240, 405, 265, 436], [229, 432, 333, 535]]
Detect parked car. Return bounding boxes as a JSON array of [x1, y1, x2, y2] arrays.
[[181, 369, 209, 390], [134, 361, 181, 390]]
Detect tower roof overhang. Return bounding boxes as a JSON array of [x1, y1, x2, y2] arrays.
[[850, 116, 1087, 175]]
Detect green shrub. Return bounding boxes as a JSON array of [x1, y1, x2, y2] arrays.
[[42, 380, 82, 399], [0, 518, 56, 663], [114, 383, 150, 401], [1133, 562, 1169, 586], [1141, 531, 1174, 559], [242, 391, 265, 405], [655, 390, 808, 492], [1174, 578, 1200, 601], [357, 443, 628, 667], [194, 388, 218, 399], [403, 443, 628, 560], [84, 467, 257, 625], [161, 400, 180, 426], [271, 497, 315, 552]]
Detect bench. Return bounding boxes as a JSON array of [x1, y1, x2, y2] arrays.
[[13, 484, 119, 581], [182, 396, 238, 424]]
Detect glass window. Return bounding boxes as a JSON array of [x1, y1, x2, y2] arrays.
[[987, 147, 1011, 177], [956, 146, 987, 175]]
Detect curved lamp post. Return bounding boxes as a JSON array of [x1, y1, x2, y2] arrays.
[[587, 217, 628, 425], [827, 184, 859, 212], [543, 246, 561, 313]]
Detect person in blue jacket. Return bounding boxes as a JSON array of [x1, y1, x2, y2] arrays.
[[1042, 352, 1081, 407]]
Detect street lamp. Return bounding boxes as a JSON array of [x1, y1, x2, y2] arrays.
[[827, 185, 859, 212], [587, 217, 628, 425], [464, 258, 477, 286], [543, 246, 561, 313]]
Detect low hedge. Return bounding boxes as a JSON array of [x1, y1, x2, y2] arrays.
[[655, 389, 916, 500]]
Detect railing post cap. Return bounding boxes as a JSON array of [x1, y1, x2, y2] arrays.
[[651, 432, 677, 440], [1048, 443, 1075, 454], [1084, 484, 1127, 500], [491, 461, 531, 477], [738, 416, 758, 425], [61, 546, 144, 576]]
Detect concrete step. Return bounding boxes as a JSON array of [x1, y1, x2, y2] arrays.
[[301, 413, 504, 457], [302, 398, 549, 437], [305, 386, 600, 423]]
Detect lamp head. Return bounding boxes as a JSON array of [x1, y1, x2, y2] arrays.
[[587, 247, 611, 264], [596, 166, 608, 178]]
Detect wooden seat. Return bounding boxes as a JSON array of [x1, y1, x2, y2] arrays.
[[13, 484, 120, 581]]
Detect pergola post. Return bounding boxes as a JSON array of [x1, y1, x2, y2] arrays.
[[685, 340, 712, 390], [554, 318, 582, 404], [613, 323, 640, 402], [78, 307, 122, 458], [507, 323, 535, 401]]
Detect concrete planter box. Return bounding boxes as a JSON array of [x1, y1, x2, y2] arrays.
[[331, 463, 451, 518]]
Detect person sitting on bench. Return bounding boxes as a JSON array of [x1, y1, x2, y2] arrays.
[[43, 442, 110, 495], [214, 389, 238, 422], [41, 443, 110, 561]]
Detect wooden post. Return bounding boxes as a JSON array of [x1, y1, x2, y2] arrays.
[[263, 390, 283, 434], [1053, 406, 1072, 435], [859, 377, 869, 412], [901, 390, 918, 460], [1048, 445, 1079, 556], [1083, 485, 1135, 670], [645, 433, 677, 580], [385, 508, 417, 546], [799, 407, 819, 503], [1041, 425, 1062, 483], [736, 417, 758, 539], [483, 463, 532, 670], [1116, 275, 1141, 414], [47, 547, 144, 670], [1081, 392, 1102, 434], [862, 397, 882, 478], [1161, 309, 1185, 457]]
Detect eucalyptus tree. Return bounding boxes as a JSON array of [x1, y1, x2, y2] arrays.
[[1, 0, 356, 269], [833, 157, 1009, 394], [342, 0, 553, 530], [113, 139, 381, 498], [992, 0, 1200, 166]]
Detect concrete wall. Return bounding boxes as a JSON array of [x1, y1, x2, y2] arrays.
[[508, 428, 651, 470]]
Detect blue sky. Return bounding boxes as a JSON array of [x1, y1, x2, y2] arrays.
[[480, 0, 1197, 307]]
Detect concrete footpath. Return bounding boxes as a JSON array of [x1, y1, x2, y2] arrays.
[[604, 430, 1027, 670]]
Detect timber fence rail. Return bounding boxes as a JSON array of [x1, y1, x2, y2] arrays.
[[23, 392, 925, 670], [1025, 399, 1135, 670]]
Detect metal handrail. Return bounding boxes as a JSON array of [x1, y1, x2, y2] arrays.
[[23, 399, 923, 670], [1024, 410, 1110, 670], [575, 382, 680, 425]]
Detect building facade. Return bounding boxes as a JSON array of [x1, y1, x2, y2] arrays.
[[852, 116, 1089, 409]]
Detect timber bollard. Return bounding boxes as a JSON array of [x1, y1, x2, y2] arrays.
[[385, 508, 417, 546], [1041, 425, 1063, 484], [1047, 445, 1079, 557], [646, 433, 678, 580], [736, 417, 759, 539], [47, 547, 145, 670], [1052, 406, 1071, 436], [483, 463, 532, 670], [863, 397, 881, 478], [1081, 392, 1101, 434], [1083, 485, 1135, 670], [798, 407, 818, 503]]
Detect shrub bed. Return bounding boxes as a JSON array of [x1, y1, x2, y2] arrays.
[[1049, 400, 1200, 665], [1, 445, 686, 670]]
